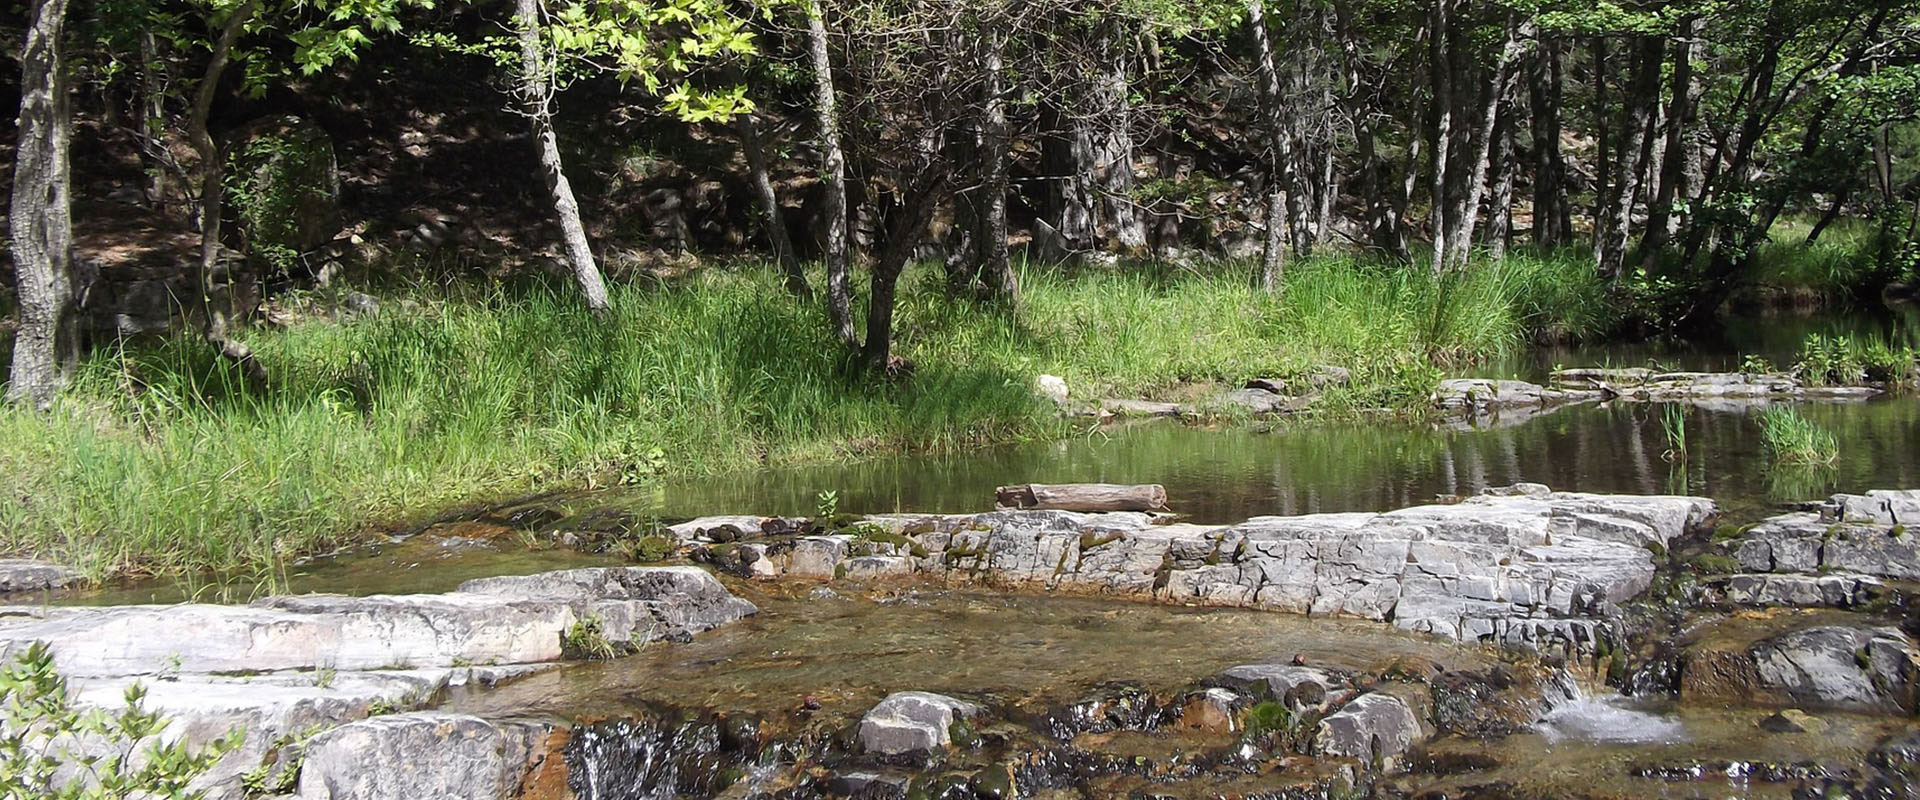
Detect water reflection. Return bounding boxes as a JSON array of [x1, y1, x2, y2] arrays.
[[595, 398, 1917, 526]]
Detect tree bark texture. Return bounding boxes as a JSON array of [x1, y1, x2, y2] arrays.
[[517, 0, 610, 312], [805, 0, 856, 346], [739, 113, 809, 297], [8, 0, 77, 408]]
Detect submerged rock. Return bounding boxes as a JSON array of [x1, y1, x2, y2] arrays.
[[859, 691, 982, 756]]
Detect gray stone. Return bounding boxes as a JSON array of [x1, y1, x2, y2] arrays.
[[1699, 573, 1883, 609], [1218, 664, 1341, 709], [1100, 398, 1184, 417], [295, 712, 553, 800], [0, 559, 81, 593], [787, 536, 850, 579], [1750, 625, 1919, 712], [858, 691, 982, 756], [1313, 692, 1423, 769]]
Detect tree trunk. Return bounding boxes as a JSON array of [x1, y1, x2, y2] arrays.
[[1427, 0, 1454, 275], [1092, 23, 1146, 255], [187, 0, 267, 387], [1441, 22, 1527, 272], [1591, 36, 1610, 248], [8, 0, 77, 409], [739, 113, 808, 297], [1639, 15, 1701, 271], [805, 0, 856, 346], [1804, 187, 1851, 245], [1485, 90, 1519, 261], [860, 171, 947, 372], [1596, 35, 1663, 281], [974, 26, 1017, 303], [995, 483, 1169, 512], [1246, 0, 1289, 289], [1529, 39, 1572, 247], [516, 0, 609, 312]]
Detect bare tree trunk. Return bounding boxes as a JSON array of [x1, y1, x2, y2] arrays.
[[1247, 0, 1289, 289], [975, 26, 1017, 303], [861, 172, 947, 372], [1485, 90, 1519, 261], [135, 29, 176, 207], [1591, 36, 1610, 249], [9, 0, 77, 409], [1529, 39, 1572, 247], [1805, 187, 1851, 245], [516, 0, 609, 312], [1427, 0, 1454, 275], [805, 0, 856, 346], [1639, 15, 1700, 271], [187, 0, 267, 386], [1092, 23, 1146, 255], [1596, 35, 1663, 281], [1442, 22, 1528, 271], [739, 113, 808, 297]]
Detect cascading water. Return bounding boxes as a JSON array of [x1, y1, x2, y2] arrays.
[[1536, 683, 1686, 745], [565, 707, 764, 800]]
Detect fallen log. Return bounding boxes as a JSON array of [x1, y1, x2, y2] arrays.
[[995, 483, 1168, 512]]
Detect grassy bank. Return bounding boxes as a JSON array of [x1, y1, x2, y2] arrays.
[[0, 254, 1609, 579]]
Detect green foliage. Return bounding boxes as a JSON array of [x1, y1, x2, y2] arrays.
[[561, 615, 619, 660], [1796, 333, 1862, 386], [0, 256, 1606, 579], [1688, 553, 1742, 575], [814, 490, 840, 522], [1759, 407, 1840, 466], [1, 643, 240, 799], [618, 534, 677, 563], [225, 122, 335, 273], [1739, 354, 1775, 375], [1243, 700, 1292, 739]]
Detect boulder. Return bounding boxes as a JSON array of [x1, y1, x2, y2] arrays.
[[295, 712, 553, 800], [1749, 625, 1919, 712], [0, 559, 81, 593], [1217, 664, 1341, 710], [1313, 692, 1423, 770], [858, 692, 982, 756], [1683, 621, 1919, 713], [1034, 374, 1070, 405]]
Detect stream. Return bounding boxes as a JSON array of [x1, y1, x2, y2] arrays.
[[35, 309, 1920, 799]]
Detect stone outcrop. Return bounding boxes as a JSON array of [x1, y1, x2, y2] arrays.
[[1723, 492, 1920, 581], [0, 566, 756, 800], [1682, 622, 1919, 713], [0, 559, 81, 593], [858, 691, 982, 756], [728, 485, 1714, 651], [295, 713, 555, 800]]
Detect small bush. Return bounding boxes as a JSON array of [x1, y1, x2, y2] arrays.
[[1, 643, 240, 798], [561, 615, 619, 660]]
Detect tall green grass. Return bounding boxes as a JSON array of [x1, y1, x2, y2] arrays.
[[1759, 406, 1841, 466], [0, 253, 1609, 578]]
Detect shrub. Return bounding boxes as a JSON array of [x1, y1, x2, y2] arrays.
[[1, 643, 239, 799], [1759, 407, 1840, 466]]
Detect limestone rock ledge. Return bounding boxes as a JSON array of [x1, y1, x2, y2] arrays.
[[707, 484, 1716, 653], [0, 566, 755, 800]]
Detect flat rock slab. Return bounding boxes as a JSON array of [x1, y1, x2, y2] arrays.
[[1681, 617, 1920, 713], [0, 559, 81, 593], [748, 485, 1716, 651], [0, 566, 757, 677], [1727, 497, 1920, 580]]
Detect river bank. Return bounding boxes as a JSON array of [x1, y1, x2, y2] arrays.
[[6, 486, 1918, 799], [0, 255, 1615, 581]]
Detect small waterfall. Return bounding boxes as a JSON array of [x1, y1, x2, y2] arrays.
[[1537, 683, 1686, 745], [565, 707, 762, 800]]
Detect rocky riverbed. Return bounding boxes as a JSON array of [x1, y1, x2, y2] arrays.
[[5, 487, 1919, 799]]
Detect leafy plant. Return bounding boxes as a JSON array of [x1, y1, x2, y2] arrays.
[[1, 643, 240, 799], [617, 534, 677, 563], [1795, 333, 1862, 386], [814, 490, 840, 521], [1759, 407, 1840, 465], [1243, 700, 1293, 739], [1738, 353, 1775, 375], [561, 615, 619, 660]]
